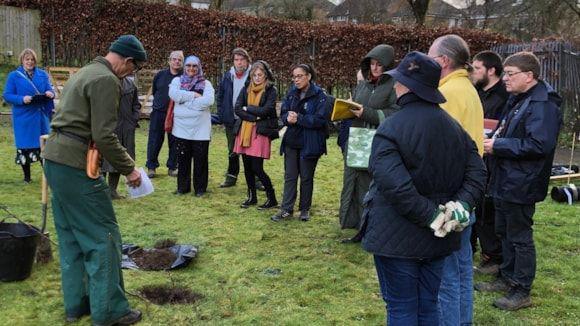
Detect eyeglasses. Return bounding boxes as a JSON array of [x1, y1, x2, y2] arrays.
[[131, 60, 142, 72], [504, 71, 529, 78], [292, 74, 306, 80]]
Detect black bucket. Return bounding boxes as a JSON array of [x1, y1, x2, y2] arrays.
[[0, 218, 41, 282]]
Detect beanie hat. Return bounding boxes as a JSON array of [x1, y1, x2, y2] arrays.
[[109, 35, 147, 62]]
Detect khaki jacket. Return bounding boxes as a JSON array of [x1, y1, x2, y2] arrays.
[[42, 57, 135, 175]]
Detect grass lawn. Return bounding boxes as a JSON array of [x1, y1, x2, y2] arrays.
[[0, 116, 578, 325]]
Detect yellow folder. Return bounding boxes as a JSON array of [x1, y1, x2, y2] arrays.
[[331, 99, 363, 121]]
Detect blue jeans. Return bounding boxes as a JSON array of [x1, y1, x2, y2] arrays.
[[438, 215, 475, 325], [374, 255, 445, 326]]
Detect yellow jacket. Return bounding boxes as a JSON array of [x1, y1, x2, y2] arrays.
[[439, 69, 484, 156]]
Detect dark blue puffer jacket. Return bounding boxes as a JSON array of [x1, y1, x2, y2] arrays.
[[489, 81, 562, 205], [361, 93, 486, 259]]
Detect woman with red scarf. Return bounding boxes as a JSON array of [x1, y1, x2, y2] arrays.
[[338, 44, 399, 231]]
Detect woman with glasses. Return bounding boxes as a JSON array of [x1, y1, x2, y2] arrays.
[[339, 44, 398, 231], [271, 64, 328, 222], [233, 60, 279, 209], [169, 55, 215, 196]]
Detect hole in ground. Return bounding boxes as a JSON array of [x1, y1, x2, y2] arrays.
[[139, 285, 203, 305], [129, 248, 176, 271]]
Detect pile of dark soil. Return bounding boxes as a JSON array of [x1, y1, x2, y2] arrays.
[[129, 248, 176, 271], [153, 238, 177, 249], [139, 285, 203, 305]]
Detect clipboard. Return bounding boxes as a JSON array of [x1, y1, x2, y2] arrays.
[[331, 99, 363, 121]]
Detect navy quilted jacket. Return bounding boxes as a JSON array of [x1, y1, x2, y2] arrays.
[[361, 93, 486, 259]]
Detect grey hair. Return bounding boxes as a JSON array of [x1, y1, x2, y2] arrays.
[[433, 34, 471, 71]]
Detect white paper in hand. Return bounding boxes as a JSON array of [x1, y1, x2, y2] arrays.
[[126, 167, 154, 199]]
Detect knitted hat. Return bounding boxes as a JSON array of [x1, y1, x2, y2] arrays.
[[109, 35, 147, 62]]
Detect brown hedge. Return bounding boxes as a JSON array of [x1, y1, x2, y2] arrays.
[[1, 0, 510, 87]]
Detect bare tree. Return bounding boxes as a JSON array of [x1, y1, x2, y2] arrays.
[[210, 0, 224, 10], [407, 0, 430, 25]]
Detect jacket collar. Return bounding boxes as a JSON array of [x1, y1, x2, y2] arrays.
[[527, 80, 550, 102], [397, 92, 435, 107], [17, 65, 36, 76], [439, 69, 469, 87], [93, 56, 115, 75], [290, 83, 321, 100]]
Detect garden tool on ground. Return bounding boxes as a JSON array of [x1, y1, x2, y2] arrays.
[[36, 135, 53, 263]]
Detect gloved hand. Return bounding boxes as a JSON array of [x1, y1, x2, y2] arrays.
[[430, 205, 451, 238], [442, 201, 471, 233]]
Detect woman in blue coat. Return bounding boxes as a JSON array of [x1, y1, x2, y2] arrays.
[[3, 48, 55, 183], [271, 64, 328, 222]]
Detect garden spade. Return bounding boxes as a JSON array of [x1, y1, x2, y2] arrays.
[[36, 135, 53, 264]]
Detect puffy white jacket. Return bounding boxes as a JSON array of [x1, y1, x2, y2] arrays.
[[169, 77, 215, 141]]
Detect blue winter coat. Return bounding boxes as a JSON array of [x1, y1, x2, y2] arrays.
[[3, 66, 54, 149], [489, 81, 562, 205], [279, 83, 328, 159], [361, 93, 486, 259]]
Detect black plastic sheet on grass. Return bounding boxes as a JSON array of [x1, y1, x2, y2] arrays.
[[121, 244, 197, 271]]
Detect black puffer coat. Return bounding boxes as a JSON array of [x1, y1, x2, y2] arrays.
[[361, 93, 486, 259]]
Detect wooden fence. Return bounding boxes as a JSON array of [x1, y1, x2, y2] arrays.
[[492, 41, 579, 132], [0, 6, 41, 65]]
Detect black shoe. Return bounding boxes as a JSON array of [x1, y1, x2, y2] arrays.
[[168, 169, 178, 177], [110, 190, 125, 200], [475, 260, 500, 275], [219, 175, 237, 188], [299, 210, 310, 221], [195, 191, 206, 197], [65, 311, 90, 323], [475, 277, 511, 293], [493, 287, 532, 311], [257, 198, 278, 210], [258, 189, 278, 210], [241, 197, 258, 208], [271, 210, 292, 222], [341, 232, 363, 244], [147, 169, 156, 178], [94, 309, 142, 326]]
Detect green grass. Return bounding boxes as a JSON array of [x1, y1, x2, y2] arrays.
[[0, 117, 578, 325]]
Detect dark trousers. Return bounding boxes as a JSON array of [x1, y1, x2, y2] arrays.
[[146, 110, 177, 170], [242, 154, 273, 192], [175, 137, 209, 194], [281, 148, 319, 212], [474, 196, 502, 263], [374, 255, 445, 326], [494, 199, 536, 292], [224, 125, 240, 178]]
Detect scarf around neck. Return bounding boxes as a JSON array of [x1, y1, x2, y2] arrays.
[[180, 55, 206, 93], [240, 82, 266, 147]]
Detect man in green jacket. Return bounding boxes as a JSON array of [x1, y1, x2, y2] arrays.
[[42, 35, 146, 326]]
